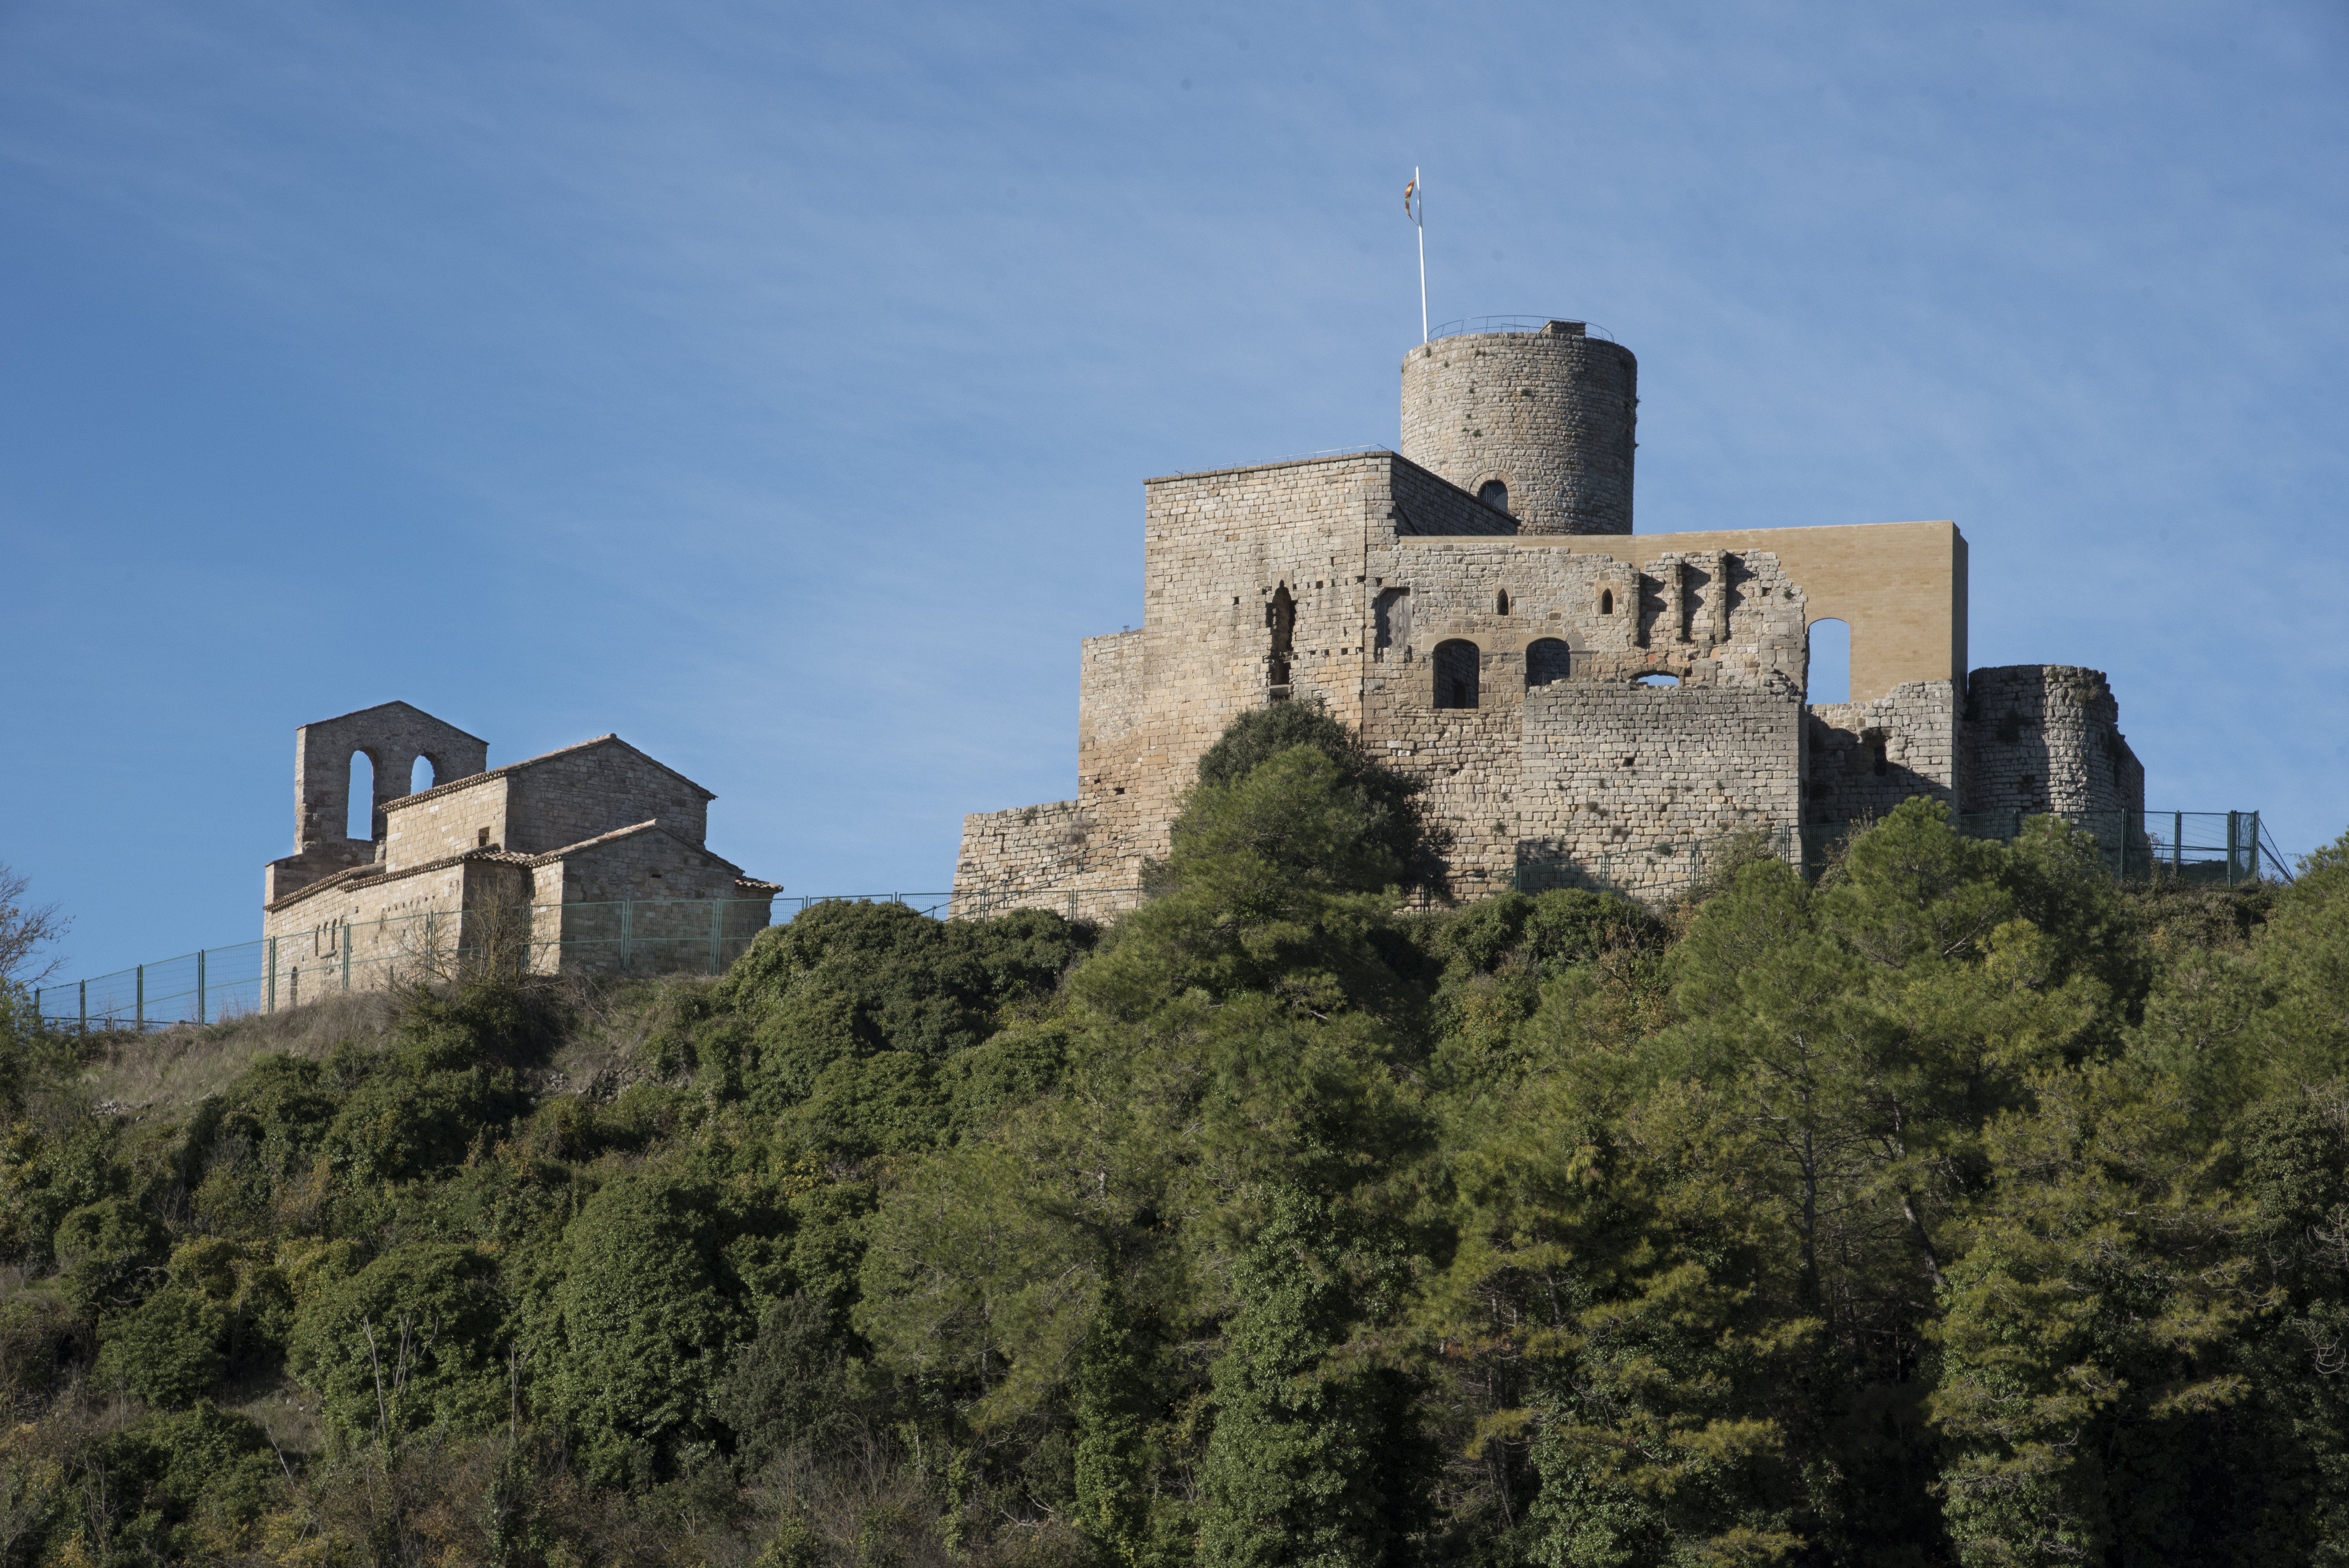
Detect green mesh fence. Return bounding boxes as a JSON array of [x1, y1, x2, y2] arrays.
[[30, 809, 2293, 1033]]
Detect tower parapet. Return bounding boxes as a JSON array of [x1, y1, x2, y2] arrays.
[[1400, 319, 1638, 535]]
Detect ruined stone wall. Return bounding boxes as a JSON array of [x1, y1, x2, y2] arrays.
[[1516, 686, 1805, 897], [1961, 666, 2144, 819], [951, 435, 2010, 914], [1803, 681, 1960, 825], [1399, 323, 1638, 535], [950, 800, 1111, 914]]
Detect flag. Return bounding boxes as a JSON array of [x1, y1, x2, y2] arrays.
[[1403, 176, 1418, 222]]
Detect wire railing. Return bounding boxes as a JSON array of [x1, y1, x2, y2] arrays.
[[1797, 808, 2291, 886], [27, 810, 2295, 1033], [1428, 316, 1618, 343], [31, 894, 934, 1035]]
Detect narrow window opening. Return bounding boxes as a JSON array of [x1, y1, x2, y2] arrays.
[[346, 751, 374, 841], [1478, 479, 1509, 513], [1433, 640, 1481, 709], [1806, 618, 1852, 705], [1495, 589, 1510, 615], [1267, 583, 1295, 689], [476, 827, 490, 848], [1869, 736, 1890, 777], [410, 754, 435, 794], [1599, 588, 1614, 615]]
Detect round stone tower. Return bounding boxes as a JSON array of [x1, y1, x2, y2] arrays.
[[1399, 319, 1638, 535]]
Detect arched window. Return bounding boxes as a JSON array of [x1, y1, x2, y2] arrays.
[[410, 754, 436, 794], [1433, 640, 1480, 709], [1267, 584, 1296, 689], [1495, 589, 1511, 615], [1599, 588, 1614, 615], [1526, 638, 1572, 688], [346, 751, 374, 841], [1807, 618, 1852, 705], [1636, 673, 1680, 688], [1478, 479, 1509, 513]]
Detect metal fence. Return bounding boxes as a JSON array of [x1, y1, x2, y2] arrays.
[[30, 894, 949, 1035], [27, 809, 2295, 1034], [1519, 807, 2292, 907]]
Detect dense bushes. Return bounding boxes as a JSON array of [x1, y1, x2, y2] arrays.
[[4, 709, 2348, 1566]]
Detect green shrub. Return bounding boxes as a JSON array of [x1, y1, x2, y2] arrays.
[[96, 1285, 226, 1406], [289, 1241, 508, 1446], [534, 1171, 756, 1487]]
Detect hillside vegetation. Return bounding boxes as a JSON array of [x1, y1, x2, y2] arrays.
[[4, 706, 2347, 1568]]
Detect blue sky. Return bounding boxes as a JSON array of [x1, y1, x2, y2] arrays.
[[3, 0, 2344, 977]]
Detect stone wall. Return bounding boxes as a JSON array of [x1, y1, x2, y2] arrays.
[[1399, 323, 1638, 535], [1516, 685, 1805, 898], [384, 774, 515, 866], [505, 739, 712, 852], [948, 333, 2090, 917], [261, 706, 771, 988], [950, 800, 1121, 916], [1804, 681, 1960, 825], [266, 701, 489, 903], [380, 736, 713, 865], [1961, 665, 2144, 819]]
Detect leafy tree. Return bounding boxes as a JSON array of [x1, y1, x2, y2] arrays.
[[1929, 1064, 2256, 1567], [1073, 1275, 1164, 1568], [1191, 700, 1446, 896], [1196, 1184, 1423, 1568]]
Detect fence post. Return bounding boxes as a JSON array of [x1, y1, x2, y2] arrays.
[[197, 950, 207, 1025], [291, 966, 299, 1010], [619, 899, 632, 976], [343, 927, 352, 992], [709, 899, 722, 976], [267, 937, 277, 1014], [80, 980, 88, 1035], [2173, 811, 2182, 878], [2250, 812, 2262, 882], [136, 966, 144, 1032]]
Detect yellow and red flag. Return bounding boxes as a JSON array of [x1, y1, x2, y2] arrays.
[[1403, 176, 1419, 222]]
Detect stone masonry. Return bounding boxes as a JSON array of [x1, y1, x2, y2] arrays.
[[954, 322, 2144, 913], [1399, 319, 1637, 535], [263, 706, 776, 986]]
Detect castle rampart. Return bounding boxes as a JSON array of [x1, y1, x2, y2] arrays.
[[953, 323, 2139, 913]]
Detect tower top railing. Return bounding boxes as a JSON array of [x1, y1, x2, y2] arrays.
[[1427, 316, 1620, 344]]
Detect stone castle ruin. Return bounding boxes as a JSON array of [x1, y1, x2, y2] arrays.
[[262, 701, 775, 983], [952, 319, 2143, 911]]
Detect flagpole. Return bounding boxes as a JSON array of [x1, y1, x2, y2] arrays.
[[1414, 166, 1428, 343]]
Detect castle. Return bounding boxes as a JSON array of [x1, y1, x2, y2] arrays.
[[261, 701, 775, 983], [951, 319, 2144, 911]]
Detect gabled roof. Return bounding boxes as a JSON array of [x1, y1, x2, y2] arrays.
[[301, 700, 488, 745], [381, 734, 717, 812]]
